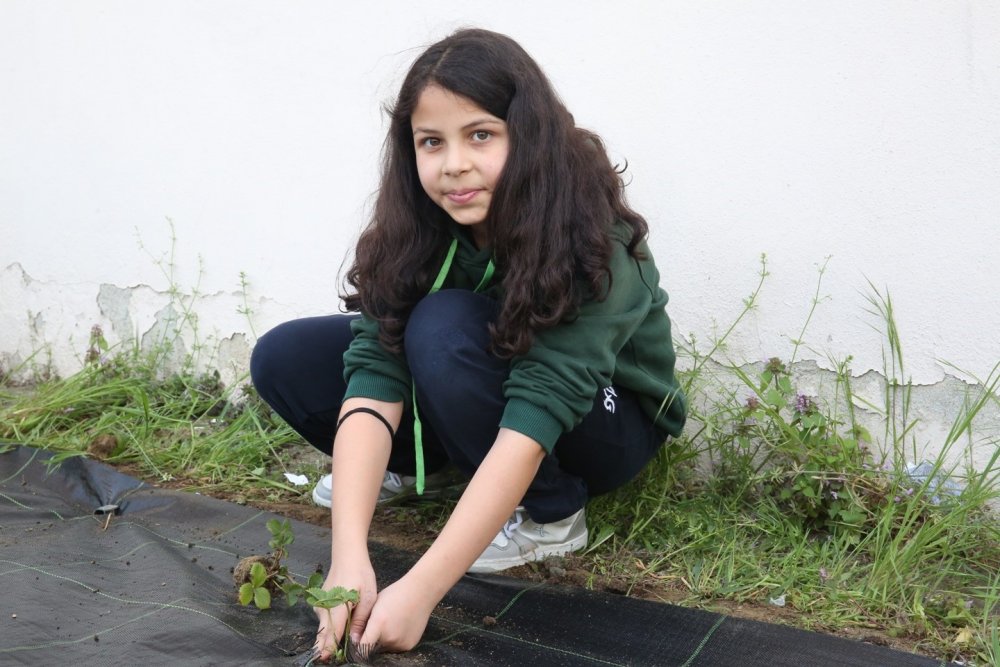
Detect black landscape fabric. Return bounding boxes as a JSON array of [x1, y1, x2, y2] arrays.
[[0, 445, 951, 666]]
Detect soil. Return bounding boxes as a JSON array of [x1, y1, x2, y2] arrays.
[[115, 460, 946, 663]]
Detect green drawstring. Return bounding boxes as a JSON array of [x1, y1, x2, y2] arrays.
[[474, 256, 495, 292], [430, 238, 458, 293], [411, 238, 494, 494]]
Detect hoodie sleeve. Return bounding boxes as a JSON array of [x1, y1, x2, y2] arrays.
[[342, 314, 412, 404], [498, 234, 666, 452]]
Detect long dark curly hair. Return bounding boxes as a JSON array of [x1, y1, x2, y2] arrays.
[[344, 28, 649, 357]]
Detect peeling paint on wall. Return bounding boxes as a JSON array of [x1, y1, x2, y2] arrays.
[[1, 262, 270, 386], [139, 303, 189, 374], [686, 358, 1000, 477], [97, 284, 134, 344], [217, 333, 252, 388]]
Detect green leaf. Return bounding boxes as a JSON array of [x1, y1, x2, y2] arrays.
[[305, 587, 325, 607], [306, 586, 359, 609], [238, 582, 255, 606], [307, 572, 325, 589], [266, 518, 281, 534], [582, 524, 614, 555], [763, 389, 785, 408], [254, 586, 272, 610], [249, 561, 267, 588], [839, 510, 865, 525]]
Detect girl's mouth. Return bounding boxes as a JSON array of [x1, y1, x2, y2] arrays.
[[446, 189, 480, 204]]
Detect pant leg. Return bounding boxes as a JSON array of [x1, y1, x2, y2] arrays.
[[554, 386, 665, 497], [404, 290, 664, 524], [249, 314, 449, 475], [250, 315, 356, 453], [523, 386, 664, 522]]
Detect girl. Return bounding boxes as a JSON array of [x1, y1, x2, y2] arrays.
[[250, 28, 686, 660]]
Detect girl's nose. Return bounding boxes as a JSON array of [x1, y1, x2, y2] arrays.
[[442, 146, 471, 176]]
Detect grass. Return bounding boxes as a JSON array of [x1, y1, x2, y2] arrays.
[[1, 258, 998, 665], [0, 325, 304, 497]]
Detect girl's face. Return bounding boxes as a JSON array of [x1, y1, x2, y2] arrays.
[[411, 85, 509, 247]]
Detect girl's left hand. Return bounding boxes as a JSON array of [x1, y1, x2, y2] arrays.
[[355, 574, 436, 653]]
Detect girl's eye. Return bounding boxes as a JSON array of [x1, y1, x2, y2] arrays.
[[420, 137, 441, 149], [472, 130, 491, 142]]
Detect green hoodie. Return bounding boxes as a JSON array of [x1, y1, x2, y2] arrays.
[[342, 222, 686, 453]]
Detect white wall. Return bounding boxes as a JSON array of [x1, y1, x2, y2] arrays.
[[2, 2, 999, 460]]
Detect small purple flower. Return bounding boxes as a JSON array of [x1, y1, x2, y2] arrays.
[[794, 394, 815, 415], [894, 496, 901, 503], [819, 567, 829, 583], [905, 487, 914, 496]]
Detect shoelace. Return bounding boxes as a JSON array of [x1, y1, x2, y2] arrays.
[[384, 471, 403, 490], [501, 507, 526, 539]]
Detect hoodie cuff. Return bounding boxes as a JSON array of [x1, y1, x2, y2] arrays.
[[499, 397, 564, 454], [344, 371, 409, 404]]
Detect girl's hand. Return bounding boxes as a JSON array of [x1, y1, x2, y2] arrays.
[[356, 574, 436, 653], [350, 429, 545, 655], [313, 560, 378, 663]]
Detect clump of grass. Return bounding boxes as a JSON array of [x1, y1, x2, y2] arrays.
[[588, 260, 1000, 664], [0, 323, 301, 496]]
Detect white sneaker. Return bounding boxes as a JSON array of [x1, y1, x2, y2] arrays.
[[469, 506, 588, 573], [311, 467, 465, 508]]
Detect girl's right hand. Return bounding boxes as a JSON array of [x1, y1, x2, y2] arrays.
[[313, 559, 378, 663]]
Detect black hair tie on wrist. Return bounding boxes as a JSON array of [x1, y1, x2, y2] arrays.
[[337, 407, 395, 440]]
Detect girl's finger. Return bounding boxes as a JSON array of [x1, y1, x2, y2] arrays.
[[349, 597, 373, 641], [315, 605, 347, 661], [315, 620, 336, 662], [356, 612, 383, 655]]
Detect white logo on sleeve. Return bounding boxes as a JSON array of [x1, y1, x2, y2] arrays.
[[603, 386, 617, 413]]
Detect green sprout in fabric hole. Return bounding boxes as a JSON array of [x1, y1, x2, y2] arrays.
[[231, 519, 321, 608], [234, 519, 361, 662]]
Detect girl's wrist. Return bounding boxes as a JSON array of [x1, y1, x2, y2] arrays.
[[398, 568, 447, 614], [330, 539, 369, 565], [406, 553, 463, 604]]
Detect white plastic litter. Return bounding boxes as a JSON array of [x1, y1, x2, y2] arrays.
[[768, 594, 786, 607], [904, 462, 963, 504], [284, 473, 309, 486]]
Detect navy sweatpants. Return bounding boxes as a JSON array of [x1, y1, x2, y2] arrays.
[[250, 290, 665, 523]]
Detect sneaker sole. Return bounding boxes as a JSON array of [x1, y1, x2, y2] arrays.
[[468, 532, 588, 574], [311, 485, 331, 508]]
